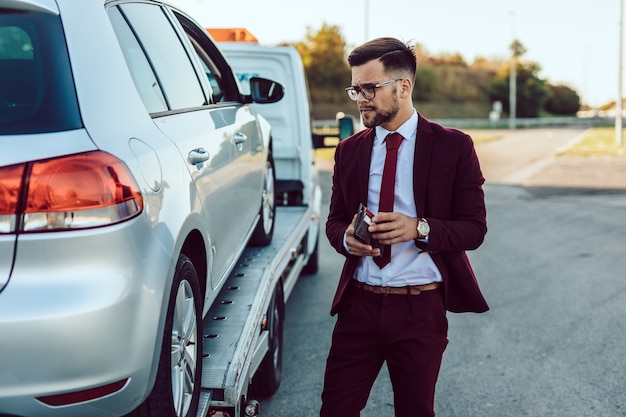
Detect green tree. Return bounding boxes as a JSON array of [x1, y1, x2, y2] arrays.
[[293, 23, 350, 103], [489, 61, 550, 118], [488, 40, 549, 118], [510, 39, 527, 59], [413, 67, 437, 101], [544, 84, 581, 115]]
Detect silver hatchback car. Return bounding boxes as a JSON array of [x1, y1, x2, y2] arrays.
[[0, 1, 283, 416]]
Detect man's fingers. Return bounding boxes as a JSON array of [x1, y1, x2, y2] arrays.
[[371, 212, 416, 243]]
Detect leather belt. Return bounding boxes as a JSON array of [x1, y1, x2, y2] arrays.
[[351, 280, 441, 295]]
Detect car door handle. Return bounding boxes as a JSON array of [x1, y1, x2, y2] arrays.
[[188, 148, 210, 165], [233, 132, 247, 145]]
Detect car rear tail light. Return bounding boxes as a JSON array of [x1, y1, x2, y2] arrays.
[[0, 164, 25, 233], [36, 378, 129, 407], [0, 151, 143, 233]]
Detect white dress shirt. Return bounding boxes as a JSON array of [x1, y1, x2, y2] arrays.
[[354, 110, 442, 287]]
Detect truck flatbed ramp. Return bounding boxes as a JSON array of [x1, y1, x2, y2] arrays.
[[197, 205, 312, 416]]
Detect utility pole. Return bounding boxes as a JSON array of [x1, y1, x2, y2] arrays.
[[509, 12, 517, 130], [509, 52, 517, 130], [364, 0, 370, 42], [617, 0, 624, 146]]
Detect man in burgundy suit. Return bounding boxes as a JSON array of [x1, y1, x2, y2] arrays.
[[320, 37, 489, 417]]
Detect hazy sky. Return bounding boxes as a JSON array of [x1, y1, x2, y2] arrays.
[[170, 0, 623, 107]]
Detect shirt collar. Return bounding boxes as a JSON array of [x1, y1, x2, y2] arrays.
[[375, 109, 418, 144]]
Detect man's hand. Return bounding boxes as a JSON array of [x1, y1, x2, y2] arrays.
[[346, 213, 382, 257], [370, 212, 419, 245]]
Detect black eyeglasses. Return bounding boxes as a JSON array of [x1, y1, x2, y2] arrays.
[[345, 78, 402, 101]]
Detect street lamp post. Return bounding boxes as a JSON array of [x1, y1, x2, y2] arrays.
[[364, 0, 370, 42], [617, 0, 624, 146], [509, 12, 517, 130], [509, 52, 517, 130]]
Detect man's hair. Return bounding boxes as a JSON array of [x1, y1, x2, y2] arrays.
[[347, 37, 417, 80]]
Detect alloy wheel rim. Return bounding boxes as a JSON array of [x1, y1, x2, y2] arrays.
[[171, 280, 197, 417], [261, 162, 275, 234]]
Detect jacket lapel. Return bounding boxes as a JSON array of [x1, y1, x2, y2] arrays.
[[357, 128, 375, 206], [413, 113, 433, 216]]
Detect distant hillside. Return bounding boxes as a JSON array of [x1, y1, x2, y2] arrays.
[[297, 26, 581, 120], [311, 100, 493, 121], [312, 53, 499, 120]]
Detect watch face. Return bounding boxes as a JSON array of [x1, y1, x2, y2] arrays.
[[418, 221, 430, 236]]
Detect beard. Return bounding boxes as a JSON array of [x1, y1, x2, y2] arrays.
[[360, 94, 401, 128]]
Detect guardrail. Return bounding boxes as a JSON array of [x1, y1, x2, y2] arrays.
[[314, 116, 617, 132], [434, 117, 616, 129]]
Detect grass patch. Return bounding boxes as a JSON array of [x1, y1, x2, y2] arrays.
[[315, 146, 336, 161], [560, 127, 626, 156], [465, 130, 503, 143]]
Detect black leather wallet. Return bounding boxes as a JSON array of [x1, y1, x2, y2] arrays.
[[353, 204, 382, 250]]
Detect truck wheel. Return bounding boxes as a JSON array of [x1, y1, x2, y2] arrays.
[[250, 153, 275, 246], [129, 254, 202, 417], [250, 283, 284, 397]]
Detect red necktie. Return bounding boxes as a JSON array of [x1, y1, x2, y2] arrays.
[[374, 132, 403, 269]]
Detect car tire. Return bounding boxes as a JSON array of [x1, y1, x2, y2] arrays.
[[128, 254, 202, 417], [249, 152, 276, 247], [249, 283, 284, 398]]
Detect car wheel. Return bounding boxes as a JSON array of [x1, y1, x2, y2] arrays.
[[249, 153, 275, 246], [128, 254, 202, 417], [249, 283, 284, 397]]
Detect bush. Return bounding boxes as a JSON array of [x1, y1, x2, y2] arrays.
[[544, 84, 580, 115]]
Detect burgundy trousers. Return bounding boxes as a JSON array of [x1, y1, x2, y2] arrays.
[[320, 284, 448, 417]]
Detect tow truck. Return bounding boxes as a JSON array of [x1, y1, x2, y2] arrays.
[[196, 29, 325, 417]]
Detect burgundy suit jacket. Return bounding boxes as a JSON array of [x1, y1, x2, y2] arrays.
[[326, 113, 489, 315]]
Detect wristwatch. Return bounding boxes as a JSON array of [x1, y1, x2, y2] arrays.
[[416, 218, 430, 239]]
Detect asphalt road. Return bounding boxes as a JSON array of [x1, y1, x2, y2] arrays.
[[260, 129, 626, 417]]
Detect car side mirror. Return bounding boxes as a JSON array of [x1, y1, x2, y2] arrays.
[[248, 77, 284, 104]]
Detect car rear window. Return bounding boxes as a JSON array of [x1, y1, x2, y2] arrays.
[[0, 10, 81, 134]]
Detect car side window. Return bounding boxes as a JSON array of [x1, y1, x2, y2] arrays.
[[172, 11, 240, 104], [108, 7, 167, 113], [108, 3, 206, 113], [194, 52, 224, 103], [180, 31, 225, 104]]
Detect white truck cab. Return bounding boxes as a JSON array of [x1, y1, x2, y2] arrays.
[[188, 30, 326, 416], [213, 39, 318, 208]]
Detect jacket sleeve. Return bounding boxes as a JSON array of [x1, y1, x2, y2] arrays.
[[415, 129, 487, 253], [325, 139, 359, 259]]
